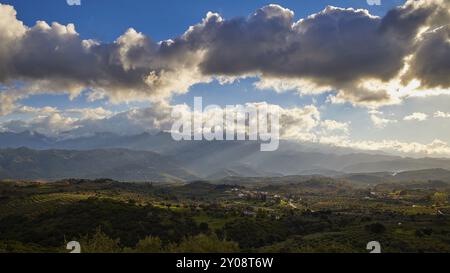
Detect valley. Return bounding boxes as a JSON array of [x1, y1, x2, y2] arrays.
[[1, 177, 450, 253]]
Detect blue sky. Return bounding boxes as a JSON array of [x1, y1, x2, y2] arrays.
[[4, 0, 404, 41], [1, 0, 450, 157]]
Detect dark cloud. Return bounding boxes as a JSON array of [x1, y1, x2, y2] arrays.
[[0, 9, 205, 106], [382, 0, 450, 89], [0, 0, 448, 111], [404, 25, 450, 89], [199, 6, 399, 83], [196, 1, 449, 100]]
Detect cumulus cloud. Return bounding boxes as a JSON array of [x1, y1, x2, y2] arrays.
[[404, 112, 428, 121], [2, 113, 78, 136], [369, 110, 398, 128], [0, 105, 115, 136], [320, 120, 350, 134], [0, 101, 343, 143], [0, 0, 448, 113], [202, 6, 401, 90], [371, 115, 397, 128], [434, 111, 450, 118], [401, 0, 450, 88], [404, 25, 450, 89], [0, 5, 209, 113], [197, 1, 449, 106], [65, 107, 113, 120], [0, 89, 24, 115]]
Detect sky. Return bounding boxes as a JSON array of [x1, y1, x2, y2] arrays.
[[0, 0, 449, 157]]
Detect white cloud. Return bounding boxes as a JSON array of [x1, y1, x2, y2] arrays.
[[434, 111, 450, 118], [13, 105, 59, 115], [67, 0, 81, 6], [369, 110, 397, 128], [404, 112, 428, 121], [319, 137, 450, 157], [0, 102, 333, 143], [320, 120, 350, 134], [66, 107, 113, 120], [254, 77, 332, 95], [2, 113, 78, 136], [1, 106, 114, 136]]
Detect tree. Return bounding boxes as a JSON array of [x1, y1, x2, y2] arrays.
[[167, 234, 239, 253], [79, 228, 121, 253], [131, 236, 163, 253], [365, 223, 386, 234], [432, 192, 448, 206], [199, 222, 209, 233]]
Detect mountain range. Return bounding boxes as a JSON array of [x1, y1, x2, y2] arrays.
[[1, 131, 450, 182], [0, 147, 196, 182]]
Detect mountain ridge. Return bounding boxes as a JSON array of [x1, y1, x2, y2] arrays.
[[1, 131, 450, 180], [0, 147, 197, 182]]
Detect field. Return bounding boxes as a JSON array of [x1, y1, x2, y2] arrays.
[[1, 177, 450, 253]]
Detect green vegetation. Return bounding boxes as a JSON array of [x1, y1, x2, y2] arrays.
[[1, 178, 450, 253]]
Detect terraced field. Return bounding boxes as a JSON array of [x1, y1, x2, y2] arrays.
[[0, 193, 95, 217]]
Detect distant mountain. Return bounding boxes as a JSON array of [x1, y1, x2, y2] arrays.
[[206, 169, 242, 180], [2, 131, 450, 179], [152, 137, 402, 177], [206, 164, 282, 180], [0, 131, 54, 149], [0, 148, 197, 182], [235, 150, 400, 176], [55, 132, 177, 152], [341, 168, 450, 185], [297, 169, 346, 177], [342, 158, 450, 173], [388, 168, 450, 183], [210, 168, 450, 188]]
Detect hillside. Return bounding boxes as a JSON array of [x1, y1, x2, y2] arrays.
[[2, 132, 450, 179], [0, 148, 197, 182]]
